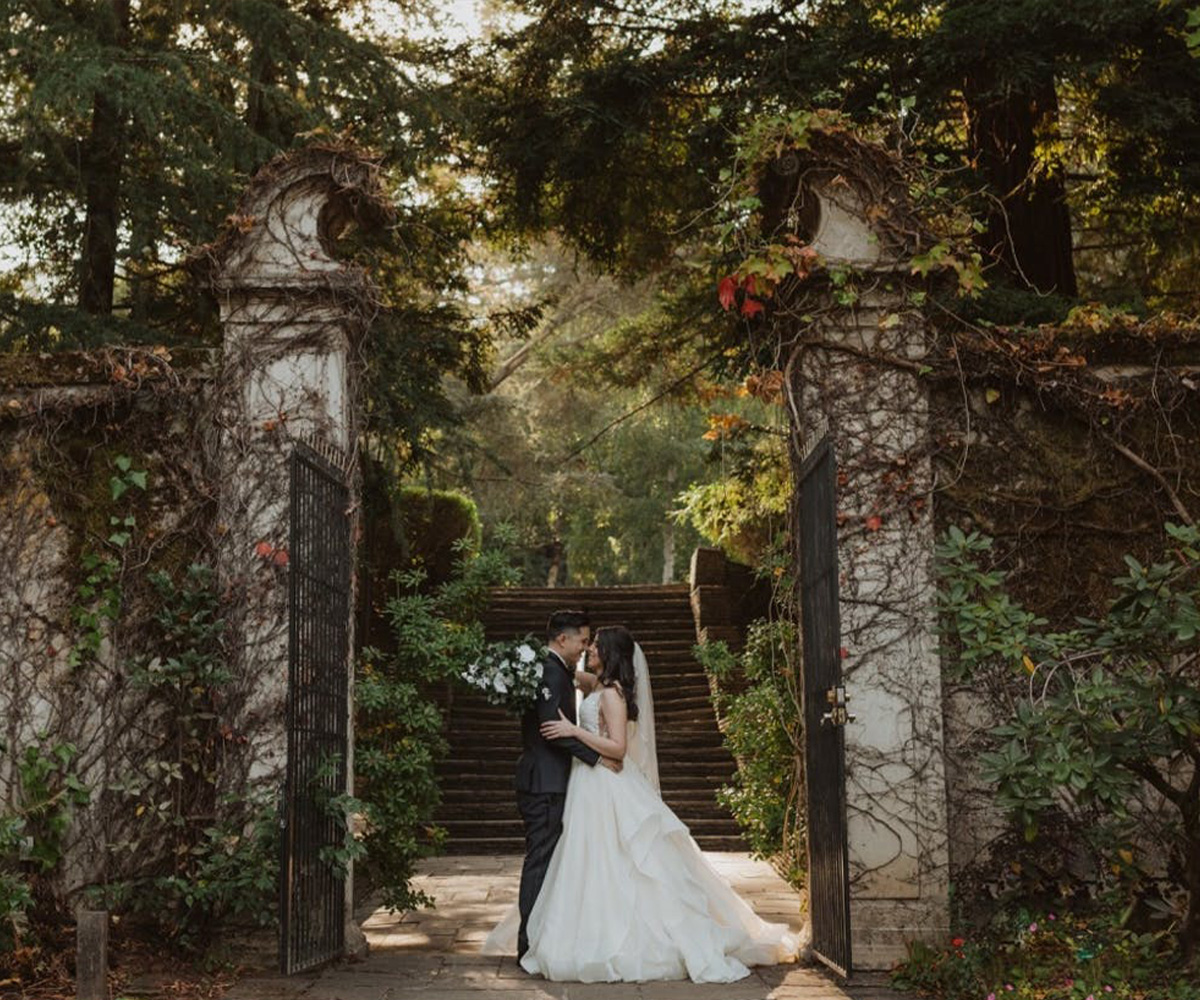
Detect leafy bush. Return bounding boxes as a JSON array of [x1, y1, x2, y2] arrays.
[[355, 539, 519, 911], [0, 738, 90, 957], [930, 521, 1200, 974], [97, 794, 279, 953], [0, 810, 33, 954], [675, 460, 789, 568], [98, 563, 278, 953], [893, 904, 1200, 1000], [695, 618, 804, 881]]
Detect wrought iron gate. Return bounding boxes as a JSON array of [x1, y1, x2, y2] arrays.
[[280, 444, 351, 975], [797, 430, 853, 977]]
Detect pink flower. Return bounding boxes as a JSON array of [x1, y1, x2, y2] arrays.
[[987, 994, 996, 1000], [1028, 922, 1038, 933], [1104, 989, 1114, 994], [1005, 987, 1015, 993], [1048, 913, 1057, 921]]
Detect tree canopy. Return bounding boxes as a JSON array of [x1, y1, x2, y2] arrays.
[[454, 0, 1200, 307]]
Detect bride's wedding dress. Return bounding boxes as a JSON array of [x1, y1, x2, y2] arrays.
[[483, 683, 799, 983]]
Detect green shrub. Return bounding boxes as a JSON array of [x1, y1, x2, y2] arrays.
[[98, 564, 278, 953], [394, 486, 482, 586], [893, 902, 1200, 999], [915, 521, 1200, 990], [695, 618, 804, 882], [355, 538, 519, 911], [97, 793, 279, 953], [0, 813, 33, 954], [0, 737, 90, 957]]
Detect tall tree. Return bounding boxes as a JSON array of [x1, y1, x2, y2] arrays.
[[454, 0, 1200, 304], [0, 2, 489, 459], [0, 1, 448, 339]]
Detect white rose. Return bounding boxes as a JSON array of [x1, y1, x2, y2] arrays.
[[541, 686, 552, 701], [517, 644, 536, 663], [493, 676, 508, 693], [534, 662, 544, 678]]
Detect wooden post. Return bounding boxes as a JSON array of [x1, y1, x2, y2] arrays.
[[76, 910, 108, 1000]]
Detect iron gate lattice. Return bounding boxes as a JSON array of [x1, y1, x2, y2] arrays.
[[797, 431, 852, 977], [280, 444, 351, 975]]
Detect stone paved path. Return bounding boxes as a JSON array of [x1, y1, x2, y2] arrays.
[[227, 855, 905, 1000]]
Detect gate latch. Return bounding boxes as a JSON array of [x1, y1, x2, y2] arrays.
[[821, 686, 856, 727]]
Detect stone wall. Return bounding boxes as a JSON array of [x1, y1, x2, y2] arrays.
[[0, 145, 382, 960]]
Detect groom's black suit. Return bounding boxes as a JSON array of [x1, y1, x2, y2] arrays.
[[514, 649, 600, 958]]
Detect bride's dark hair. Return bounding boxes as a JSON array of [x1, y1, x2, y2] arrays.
[[594, 625, 638, 722]]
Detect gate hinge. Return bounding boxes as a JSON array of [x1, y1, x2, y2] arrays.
[[821, 686, 856, 727]]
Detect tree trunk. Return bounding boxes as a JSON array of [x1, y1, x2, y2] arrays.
[[246, 41, 280, 144], [661, 520, 675, 584], [661, 466, 677, 584], [1181, 804, 1200, 959], [964, 71, 1078, 297], [78, 0, 130, 315]]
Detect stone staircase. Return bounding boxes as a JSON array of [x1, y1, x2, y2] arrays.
[[434, 585, 745, 853]]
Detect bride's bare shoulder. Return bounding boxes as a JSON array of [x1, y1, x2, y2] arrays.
[[598, 683, 628, 711]]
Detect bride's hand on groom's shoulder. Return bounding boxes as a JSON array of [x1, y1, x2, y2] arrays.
[[540, 709, 575, 741]]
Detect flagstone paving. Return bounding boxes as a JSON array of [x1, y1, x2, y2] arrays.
[[227, 855, 907, 1000]]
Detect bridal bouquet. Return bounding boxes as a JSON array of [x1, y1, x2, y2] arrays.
[[461, 636, 546, 713]]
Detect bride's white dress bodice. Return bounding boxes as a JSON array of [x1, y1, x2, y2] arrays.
[[578, 690, 602, 736]]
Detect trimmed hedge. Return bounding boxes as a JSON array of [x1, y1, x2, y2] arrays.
[[394, 486, 482, 586]]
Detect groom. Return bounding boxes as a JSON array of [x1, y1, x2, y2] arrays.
[[514, 609, 615, 960]]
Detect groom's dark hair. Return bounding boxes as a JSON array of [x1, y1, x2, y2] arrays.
[[546, 609, 589, 642]]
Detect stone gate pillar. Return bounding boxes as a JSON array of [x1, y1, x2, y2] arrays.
[[207, 146, 385, 960], [780, 138, 950, 969]]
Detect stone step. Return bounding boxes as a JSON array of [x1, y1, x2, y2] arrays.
[[436, 586, 746, 852], [436, 801, 734, 824], [438, 815, 742, 836], [439, 833, 747, 855]]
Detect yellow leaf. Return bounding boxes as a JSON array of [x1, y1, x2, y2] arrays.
[[1022, 655, 1036, 675], [136, 804, 146, 817], [1118, 849, 1133, 865], [985, 388, 1001, 404]]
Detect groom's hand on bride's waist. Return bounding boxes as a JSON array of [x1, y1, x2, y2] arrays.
[[599, 757, 623, 773]]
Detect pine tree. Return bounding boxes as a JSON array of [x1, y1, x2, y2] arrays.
[[0, 1, 449, 342]]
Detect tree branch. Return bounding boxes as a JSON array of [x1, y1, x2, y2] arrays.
[[1104, 435, 1195, 526]]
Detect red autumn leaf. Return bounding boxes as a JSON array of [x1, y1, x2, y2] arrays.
[[717, 276, 738, 311], [740, 296, 765, 318], [254, 540, 273, 558], [839, 647, 849, 660], [864, 514, 883, 532], [272, 548, 290, 567], [47, 645, 57, 657]]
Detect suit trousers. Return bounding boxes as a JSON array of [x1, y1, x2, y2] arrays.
[[516, 790, 567, 958]]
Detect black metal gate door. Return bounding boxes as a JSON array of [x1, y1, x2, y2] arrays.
[[280, 444, 351, 975], [797, 431, 853, 977]]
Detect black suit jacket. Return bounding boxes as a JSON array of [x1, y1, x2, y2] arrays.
[[515, 651, 600, 793]]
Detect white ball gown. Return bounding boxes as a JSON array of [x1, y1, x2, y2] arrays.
[[482, 687, 800, 983]]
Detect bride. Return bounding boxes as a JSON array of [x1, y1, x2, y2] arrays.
[[482, 625, 799, 983]]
